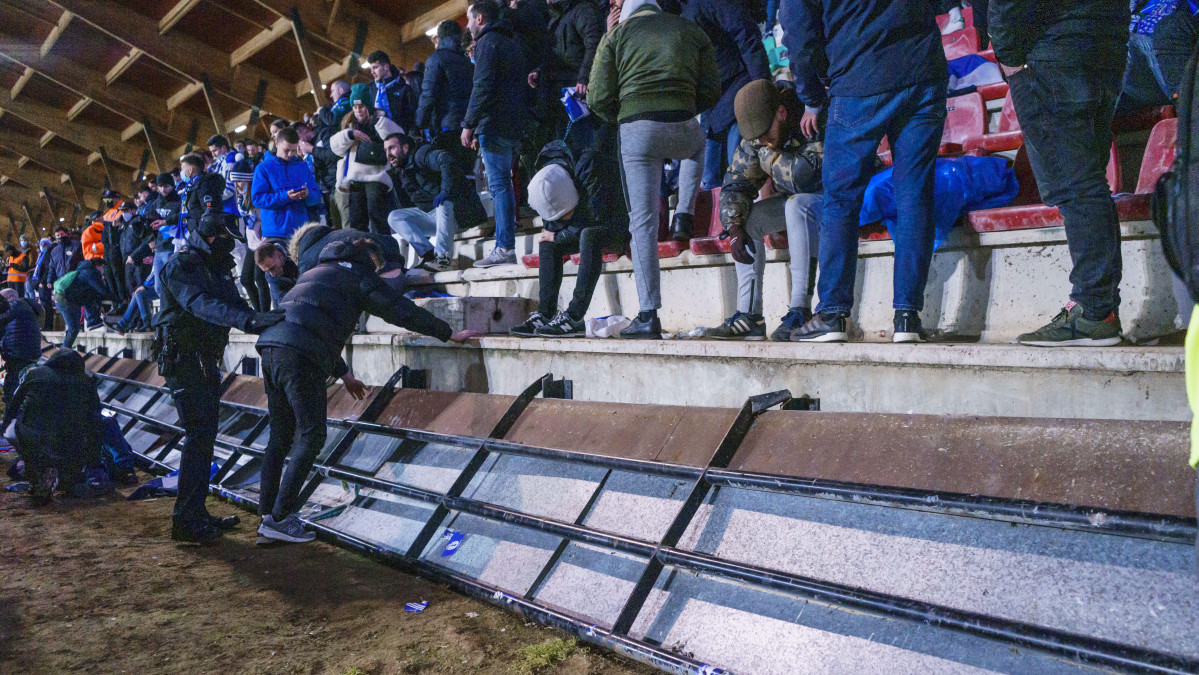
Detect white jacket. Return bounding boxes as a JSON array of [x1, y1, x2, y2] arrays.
[[330, 116, 403, 191]]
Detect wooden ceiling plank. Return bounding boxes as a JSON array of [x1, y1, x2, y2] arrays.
[[106, 47, 142, 85], [40, 10, 73, 57], [230, 16, 293, 68], [0, 85, 145, 169], [158, 0, 201, 34], [10, 66, 34, 100], [48, 0, 302, 121]]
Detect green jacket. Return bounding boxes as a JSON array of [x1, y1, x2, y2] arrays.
[[588, 4, 720, 124]]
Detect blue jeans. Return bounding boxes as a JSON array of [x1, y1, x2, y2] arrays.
[[479, 134, 519, 251], [1116, 32, 1170, 116], [818, 82, 946, 315], [56, 299, 81, 348], [151, 248, 173, 300], [121, 287, 157, 327], [702, 123, 741, 190]]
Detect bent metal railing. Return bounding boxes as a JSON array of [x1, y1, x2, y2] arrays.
[[82, 353, 1199, 675]]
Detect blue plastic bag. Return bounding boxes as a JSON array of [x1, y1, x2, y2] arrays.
[[860, 156, 1019, 250]]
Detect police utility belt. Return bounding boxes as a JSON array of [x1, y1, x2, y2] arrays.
[[153, 326, 221, 379]]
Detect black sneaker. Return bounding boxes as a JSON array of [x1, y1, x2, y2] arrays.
[[171, 519, 223, 544], [893, 310, 928, 343], [620, 312, 662, 340], [705, 312, 766, 340], [535, 312, 586, 337], [792, 312, 848, 343], [510, 312, 549, 337], [670, 213, 694, 242], [205, 514, 241, 531], [770, 307, 811, 342], [105, 317, 128, 335]]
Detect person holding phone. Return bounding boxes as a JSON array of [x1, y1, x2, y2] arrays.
[[251, 127, 325, 246]]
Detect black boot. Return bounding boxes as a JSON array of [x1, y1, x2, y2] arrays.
[[620, 311, 662, 340], [670, 213, 694, 242], [205, 514, 241, 531]]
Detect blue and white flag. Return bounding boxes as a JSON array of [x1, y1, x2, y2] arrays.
[[947, 55, 1002, 93]]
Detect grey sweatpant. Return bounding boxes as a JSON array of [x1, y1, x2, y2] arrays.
[[619, 119, 705, 311], [735, 193, 822, 315]]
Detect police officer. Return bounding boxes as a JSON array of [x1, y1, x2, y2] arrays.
[[156, 206, 281, 543]]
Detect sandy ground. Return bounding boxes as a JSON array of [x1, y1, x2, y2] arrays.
[[0, 456, 655, 675]]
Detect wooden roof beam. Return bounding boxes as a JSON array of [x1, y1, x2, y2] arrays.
[[0, 33, 212, 141], [10, 66, 33, 99], [49, 0, 303, 121], [158, 0, 200, 34], [40, 10, 72, 56], [0, 87, 145, 169], [230, 16, 292, 67], [0, 127, 107, 190], [105, 47, 142, 84]]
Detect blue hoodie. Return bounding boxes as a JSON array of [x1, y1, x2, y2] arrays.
[[250, 151, 324, 240]]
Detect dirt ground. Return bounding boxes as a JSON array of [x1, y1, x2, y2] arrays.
[[0, 455, 656, 675]]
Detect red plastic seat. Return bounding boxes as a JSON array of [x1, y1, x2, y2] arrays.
[[963, 92, 1023, 153], [966, 126, 1169, 233], [690, 187, 733, 255], [977, 81, 1008, 101], [942, 27, 980, 61], [944, 93, 987, 147], [521, 253, 540, 268], [979, 49, 996, 63]]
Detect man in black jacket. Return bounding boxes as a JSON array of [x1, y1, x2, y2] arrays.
[[463, 0, 529, 268], [989, 1, 1133, 347], [155, 208, 280, 544], [0, 288, 41, 407], [180, 153, 226, 231], [103, 203, 132, 306], [682, 0, 772, 195], [527, 0, 605, 149], [416, 21, 475, 140], [782, 0, 947, 344], [367, 51, 418, 133], [385, 133, 487, 271], [287, 222, 404, 276], [254, 239, 471, 543]]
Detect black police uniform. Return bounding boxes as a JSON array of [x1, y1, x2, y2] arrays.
[[154, 210, 277, 542]]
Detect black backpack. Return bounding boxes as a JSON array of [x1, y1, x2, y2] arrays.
[[1156, 43, 1199, 305]]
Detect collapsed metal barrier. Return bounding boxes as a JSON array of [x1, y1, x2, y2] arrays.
[[78, 348, 1199, 675]]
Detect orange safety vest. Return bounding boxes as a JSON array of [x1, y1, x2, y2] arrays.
[[6, 252, 28, 284]]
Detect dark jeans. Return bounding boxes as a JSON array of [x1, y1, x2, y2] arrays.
[[1155, 5, 1199, 99], [818, 82, 946, 314], [538, 227, 630, 320], [167, 357, 222, 525], [259, 346, 328, 521], [3, 357, 31, 407], [104, 261, 126, 304], [38, 288, 53, 330], [240, 253, 271, 312], [1009, 61, 1123, 319], [348, 181, 394, 235]]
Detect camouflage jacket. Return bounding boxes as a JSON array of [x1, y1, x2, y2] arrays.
[[719, 136, 823, 231]]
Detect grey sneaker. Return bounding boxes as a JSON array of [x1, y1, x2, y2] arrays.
[[473, 247, 516, 268], [510, 312, 549, 337], [705, 312, 766, 340], [1017, 303, 1123, 347], [257, 514, 316, 543]]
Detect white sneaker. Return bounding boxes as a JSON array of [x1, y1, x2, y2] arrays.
[[941, 17, 965, 35]]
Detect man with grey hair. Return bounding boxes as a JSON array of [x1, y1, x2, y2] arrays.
[[312, 80, 353, 228]]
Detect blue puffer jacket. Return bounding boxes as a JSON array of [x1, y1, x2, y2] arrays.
[[681, 0, 772, 134], [250, 152, 324, 240], [0, 297, 42, 362], [416, 35, 475, 132]]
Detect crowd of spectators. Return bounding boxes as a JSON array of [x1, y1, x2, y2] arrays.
[[6, 0, 1197, 357]]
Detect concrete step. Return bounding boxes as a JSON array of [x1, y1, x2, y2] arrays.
[[404, 220, 1182, 344], [68, 330, 1188, 422]]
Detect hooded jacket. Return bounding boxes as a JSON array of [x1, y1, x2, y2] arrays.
[[988, 0, 1129, 69], [330, 115, 404, 190], [3, 349, 101, 473], [184, 171, 227, 232], [256, 240, 451, 378], [780, 0, 948, 110], [61, 258, 110, 307], [395, 138, 488, 229], [416, 34, 475, 132], [250, 151, 324, 240], [0, 297, 42, 362], [588, 1, 721, 124], [539, 0, 606, 88], [681, 0, 772, 134], [154, 230, 256, 358], [462, 20, 529, 141], [81, 221, 104, 260], [44, 236, 79, 286], [288, 222, 403, 276]]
